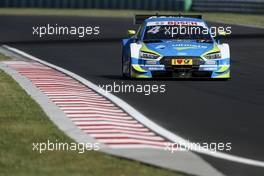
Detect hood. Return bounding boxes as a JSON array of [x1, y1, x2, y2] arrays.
[[143, 40, 215, 57]]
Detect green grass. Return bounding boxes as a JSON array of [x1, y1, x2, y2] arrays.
[[0, 54, 11, 61], [0, 8, 264, 27], [0, 54, 185, 176]]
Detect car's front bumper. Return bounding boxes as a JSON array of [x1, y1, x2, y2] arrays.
[[130, 57, 230, 79]]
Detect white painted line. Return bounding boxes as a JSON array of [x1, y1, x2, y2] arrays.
[[48, 94, 105, 98], [78, 125, 150, 132], [51, 98, 110, 102], [57, 104, 119, 109], [60, 107, 123, 112], [71, 118, 138, 124], [74, 121, 143, 128], [53, 101, 114, 106], [90, 133, 164, 141], [44, 91, 95, 95], [97, 139, 167, 146], [70, 115, 132, 121], [83, 129, 155, 136], [107, 144, 164, 149], [4, 45, 264, 168], [67, 114, 132, 119], [64, 109, 126, 113], [49, 96, 102, 100]]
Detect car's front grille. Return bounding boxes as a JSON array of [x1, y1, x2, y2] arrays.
[[160, 56, 205, 67]]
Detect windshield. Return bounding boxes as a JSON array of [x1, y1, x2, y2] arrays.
[[143, 25, 213, 42]]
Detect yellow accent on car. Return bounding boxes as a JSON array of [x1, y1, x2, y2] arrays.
[[132, 64, 147, 73], [218, 31, 230, 36], [202, 43, 220, 56], [215, 71, 230, 78], [175, 46, 197, 51], [128, 30, 136, 35], [216, 65, 230, 73], [131, 72, 151, 78], [140, 43, 161, 56]]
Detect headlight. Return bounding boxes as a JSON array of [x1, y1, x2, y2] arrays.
[[204, 52, 221, 59], [139, 51, 160, 59]]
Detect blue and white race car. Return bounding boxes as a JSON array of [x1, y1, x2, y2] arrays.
[[122, 15, 230, 79]]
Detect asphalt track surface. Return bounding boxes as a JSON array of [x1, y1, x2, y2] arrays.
[[1, 15, 264, 176]]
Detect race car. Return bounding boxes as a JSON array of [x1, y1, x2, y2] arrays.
[[121, 14, 230, 79]]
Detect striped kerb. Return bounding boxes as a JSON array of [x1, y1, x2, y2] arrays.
[[4, 61, 173, 149]]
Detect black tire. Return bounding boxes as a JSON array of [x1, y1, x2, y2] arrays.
[[122, 56, 125, 77], [127, 57, 132, 79], [122, 57, 130, 78], [121, 48, 127, 78]]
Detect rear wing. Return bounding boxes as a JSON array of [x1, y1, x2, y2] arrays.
[[134, 14, 202, 24]]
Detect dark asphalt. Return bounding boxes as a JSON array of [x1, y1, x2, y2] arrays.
[[1, 15, 264, 176]]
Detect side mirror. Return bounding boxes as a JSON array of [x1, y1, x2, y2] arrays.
[[127, 30, 136, 36], [218, 31, 229, 36], [214, 31, 230, 44]]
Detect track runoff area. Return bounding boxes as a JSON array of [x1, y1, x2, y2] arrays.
[[0, 14, 264, 176]]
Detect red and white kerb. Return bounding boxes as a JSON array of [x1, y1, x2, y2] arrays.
[[4, 61, 173, 149]]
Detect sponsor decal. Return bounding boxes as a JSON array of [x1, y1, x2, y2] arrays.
[[177, 52, 187, 56], [173, 44, 207, 50], [155, 45, 166, 49], [206, 60, 217, 65], [147, 21, 206, 27], [171, 59, 193, 65], [173, 44, 207, 48]]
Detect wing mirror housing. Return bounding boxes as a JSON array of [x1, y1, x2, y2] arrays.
[[214, 31, 230, 44], [127, 30, 136, 36], [218, 31, 229, 36]]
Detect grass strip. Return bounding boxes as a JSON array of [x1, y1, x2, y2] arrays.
[[0, 54, 185, 176]]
